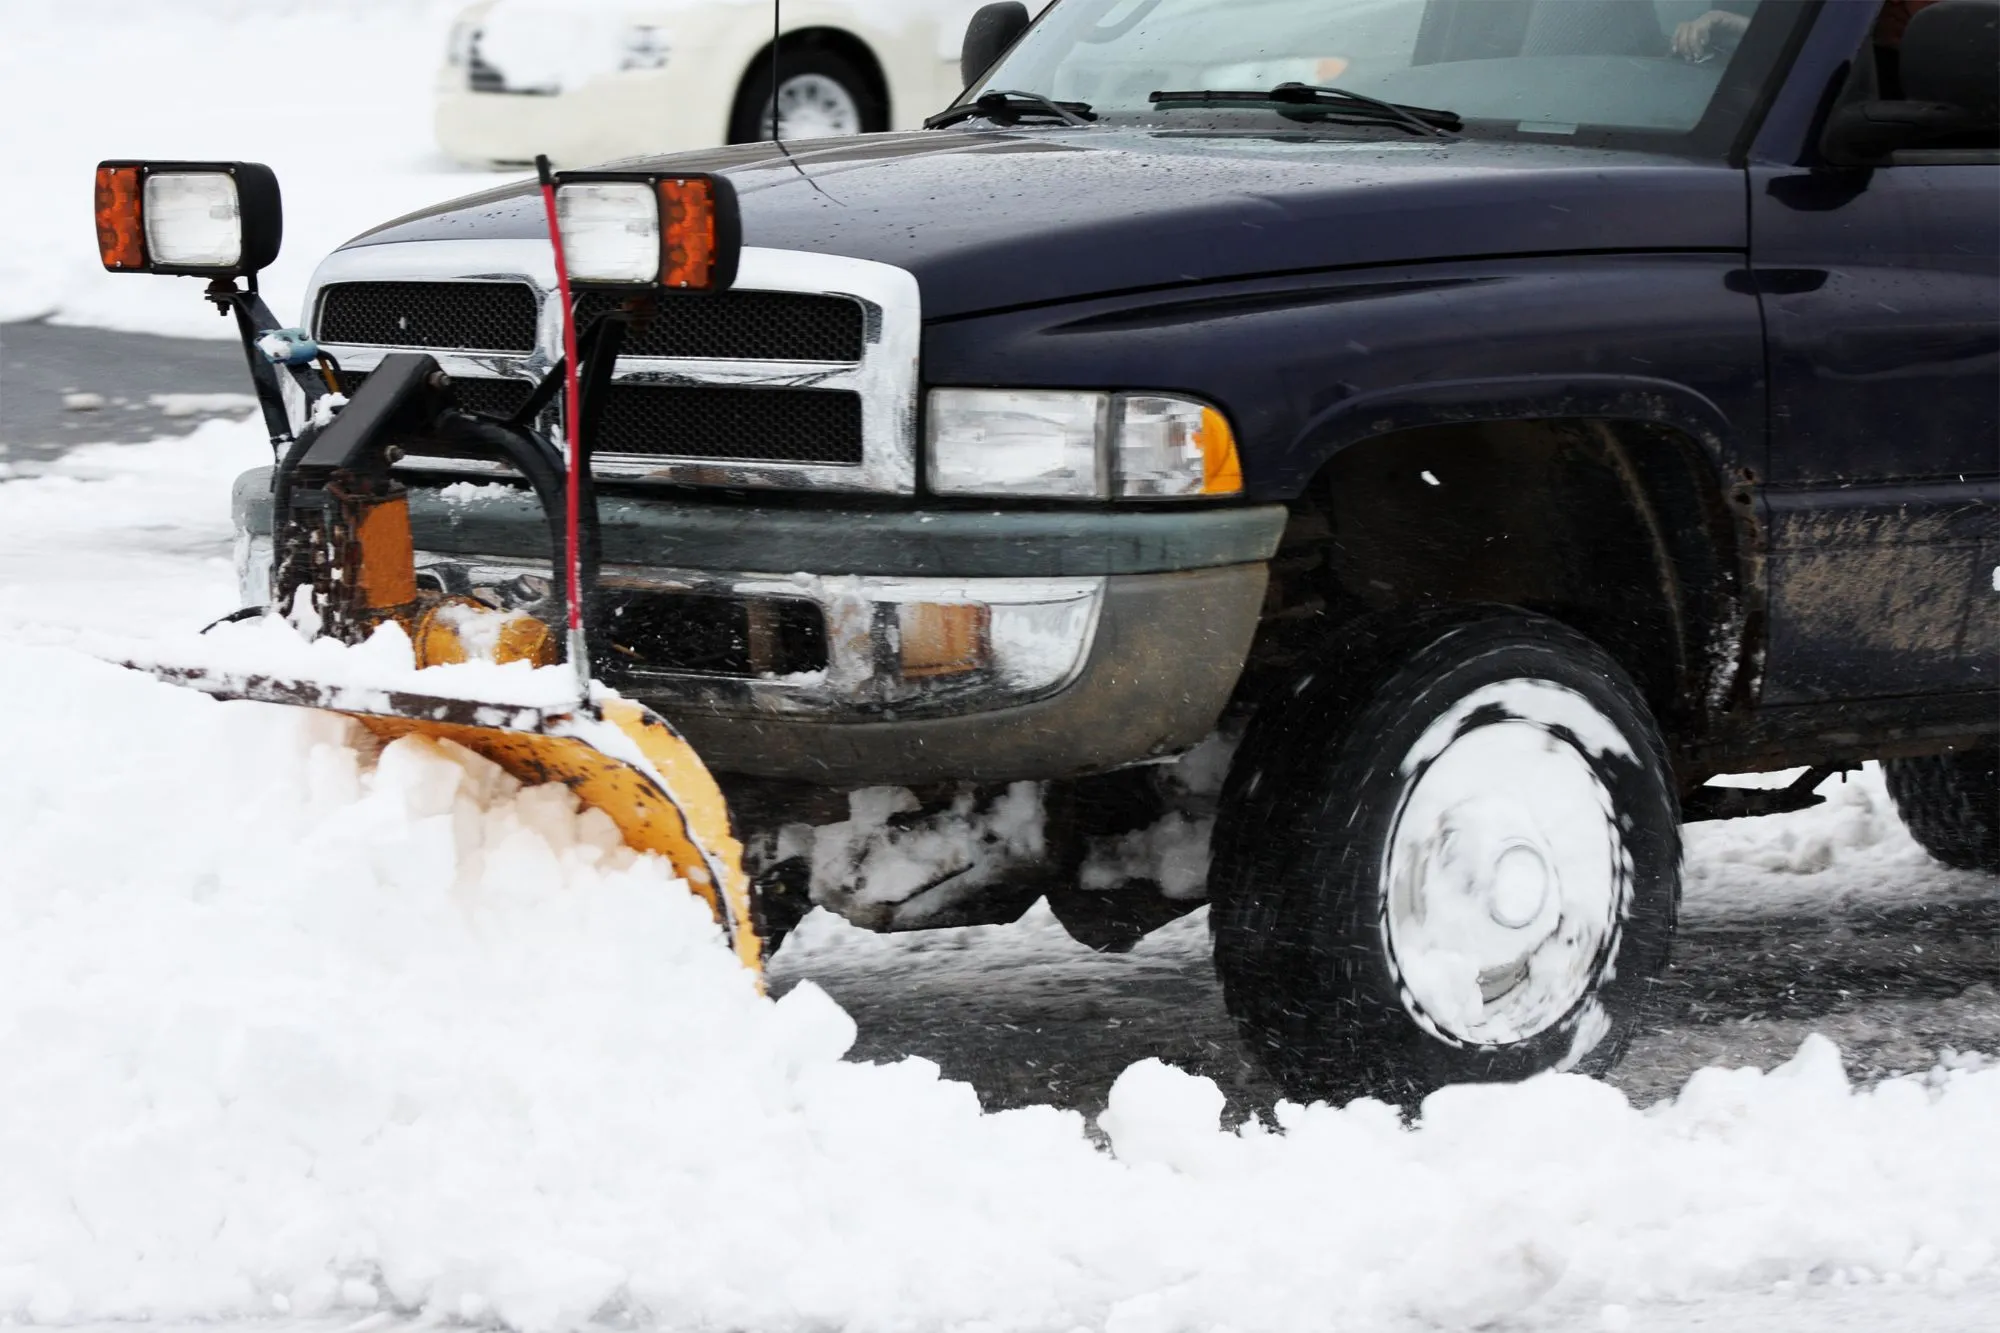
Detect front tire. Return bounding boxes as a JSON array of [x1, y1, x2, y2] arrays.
[[1884, 748, 2000, 874], [1210, 607, 1679, 1105]]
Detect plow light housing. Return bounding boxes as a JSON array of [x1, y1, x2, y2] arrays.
[[554, 171, 740, 292], [94, 160, 282, 277]]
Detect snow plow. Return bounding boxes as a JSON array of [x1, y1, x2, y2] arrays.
[[94, 157, 763, 974]]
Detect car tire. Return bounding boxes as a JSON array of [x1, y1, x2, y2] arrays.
[[1209, 606, 1680, 1105], [730, 46, 886, 144], [1883, 748, 2000, 874]]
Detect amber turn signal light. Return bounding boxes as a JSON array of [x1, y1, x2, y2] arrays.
[[658, 178, 722, 290], [94, 165, 146, 271], [1196, 406, 1244, 495]]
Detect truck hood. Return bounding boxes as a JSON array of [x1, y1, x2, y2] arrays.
[[345, 128, 1746, 319]]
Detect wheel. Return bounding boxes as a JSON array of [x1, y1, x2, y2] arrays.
[[1209, 606, 1680, 1105], [729, 47, 885, 144], [1883, 748, 2000, 873]]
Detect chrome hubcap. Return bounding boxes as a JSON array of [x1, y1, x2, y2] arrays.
[[762, 74, 863, 140], [1382, 679, 1629, 1047]]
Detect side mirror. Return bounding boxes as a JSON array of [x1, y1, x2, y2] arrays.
[[961, 2, 1031, 89], [1901, 0, 1998, 118], [95, 160, 282, 277], [1821, 1, 1997, 164]]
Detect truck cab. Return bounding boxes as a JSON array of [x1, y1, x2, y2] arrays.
[[237, 0, 1999, 1102]]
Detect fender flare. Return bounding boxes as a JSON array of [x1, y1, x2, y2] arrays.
[[1286, 372, 1765, 723], [1290, 373, 1743, 475]]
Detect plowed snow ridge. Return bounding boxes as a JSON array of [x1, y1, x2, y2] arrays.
[[2, 638, 1997, 1332]]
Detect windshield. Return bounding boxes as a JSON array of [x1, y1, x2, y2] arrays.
[[970, 0, 1798, 147]]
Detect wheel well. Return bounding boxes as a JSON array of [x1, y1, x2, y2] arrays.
[[737, 28, 893, 125], [1249, 418, 1748, 737]]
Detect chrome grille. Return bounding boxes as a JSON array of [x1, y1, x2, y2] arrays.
[[318, 281, 539, 353], [303, 241, 921, 494]]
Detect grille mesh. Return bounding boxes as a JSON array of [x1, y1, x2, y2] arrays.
[[336, 370, 536, 421], [577, 291, 866, 363], [319, 282, 539, 353], [595, 384, 863, 466]]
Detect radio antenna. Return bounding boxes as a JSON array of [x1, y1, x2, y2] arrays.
[[769, 0, 840, 203]]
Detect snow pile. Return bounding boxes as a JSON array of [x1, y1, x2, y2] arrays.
[[1077, 731, 1238, 900], [1687, 766, 1996, 916], [2, 638, 1998, 1331], [802, 781, 1046, 928]]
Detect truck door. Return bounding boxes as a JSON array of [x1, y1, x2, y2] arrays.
[[1750, 63, 1999, 705]]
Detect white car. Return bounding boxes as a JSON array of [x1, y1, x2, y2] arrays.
[[435, 0, 1034, 166]]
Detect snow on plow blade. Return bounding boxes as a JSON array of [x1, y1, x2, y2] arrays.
[[129, 661, 765, 976]]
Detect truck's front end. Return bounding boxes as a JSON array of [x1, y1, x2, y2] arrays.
[[237, 231, 1281, 791]]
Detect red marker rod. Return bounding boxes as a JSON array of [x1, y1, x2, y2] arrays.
[[535, 155, 590, 699]]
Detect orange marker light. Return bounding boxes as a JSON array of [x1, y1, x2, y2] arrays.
[[658, 178, 718, 289], [898, 602, 992, 679], [1197, 406, 1244, 495], [95, 165, 145, 271]]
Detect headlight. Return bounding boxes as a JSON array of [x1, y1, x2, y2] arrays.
[[143, 173, 243, 267], [928, 389, 1109, 498], [556, 182, 660, 285], [926, 389, 1242, 500], [620, 24, 671, 71]]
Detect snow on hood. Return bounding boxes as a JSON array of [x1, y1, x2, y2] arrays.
[[2, 630, 1998, 1330]]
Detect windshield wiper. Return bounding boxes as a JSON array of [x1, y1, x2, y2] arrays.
[[925, 90, 1098, 130], [1148, 83, 1460, 137]]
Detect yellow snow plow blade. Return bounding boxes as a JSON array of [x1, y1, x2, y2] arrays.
[[127, 663, 764, 976], [358, 700, 763, 975]]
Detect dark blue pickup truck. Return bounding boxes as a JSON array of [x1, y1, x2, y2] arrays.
[[232, 0, 1998, 1099]]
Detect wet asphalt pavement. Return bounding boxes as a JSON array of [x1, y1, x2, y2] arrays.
[[774, 891, 2000, 1120], [0, 320, 251, 464]]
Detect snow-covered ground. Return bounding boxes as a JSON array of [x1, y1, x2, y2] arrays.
[[4, 2, 1998, 1329]]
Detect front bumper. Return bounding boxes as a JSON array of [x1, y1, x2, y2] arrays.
[[234, 470, 1283, 784]]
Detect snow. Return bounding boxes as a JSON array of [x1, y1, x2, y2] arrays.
[[3, 632, 1999, 1332], [1, 0, 509, 339], [151, 392, 260, 419]]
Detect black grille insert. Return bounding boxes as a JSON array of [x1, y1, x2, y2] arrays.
[[595, 383, 864, 466], [577, 290, 866, 363], [600, 590, 827, 679], [336, 370, 537, 422], [319, 281, 540, 353]]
